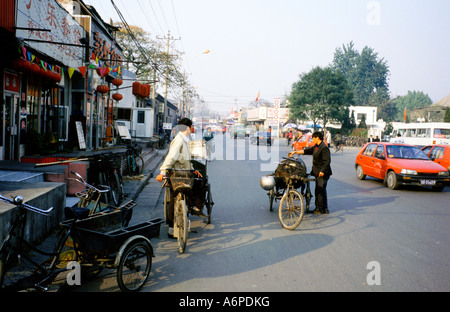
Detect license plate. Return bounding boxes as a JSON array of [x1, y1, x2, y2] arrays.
[[420, 180, 436, 185]]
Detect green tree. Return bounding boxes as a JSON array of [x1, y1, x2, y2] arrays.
[[378, 98, 399, 122], [289, 66, 353, 130], [332, 41, 390, 107], [113, 23, 186, 97], [445, 108, 450, 122], [391, 91, 433, 121]]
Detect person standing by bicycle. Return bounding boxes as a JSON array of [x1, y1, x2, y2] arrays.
[[288, 131, 332, 215], [156, 118, 204, 234], [203, 127, 214, 161]]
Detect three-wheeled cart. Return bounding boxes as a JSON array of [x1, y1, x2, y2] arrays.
[[260, 155, 314, 230], [61, 203, 163, 292]]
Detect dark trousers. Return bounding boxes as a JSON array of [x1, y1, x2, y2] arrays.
[[314, 177, 329, 212]]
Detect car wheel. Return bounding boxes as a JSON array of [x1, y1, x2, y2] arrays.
[[356, 165, 366, 180], [386, 171, 399, 190]]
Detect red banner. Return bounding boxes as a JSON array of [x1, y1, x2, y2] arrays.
[[4, 72, 20, 93]]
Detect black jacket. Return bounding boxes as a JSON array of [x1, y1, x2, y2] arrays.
[[303, 141, 332, 179]]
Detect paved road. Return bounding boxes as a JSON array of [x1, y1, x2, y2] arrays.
[[72, 136, 450, 292]]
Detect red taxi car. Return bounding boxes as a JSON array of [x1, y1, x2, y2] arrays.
[[421, 145, 450, 172], [292, 134, 314, 151], [292, 133, 328, 151], [355, 142, 450, 191]]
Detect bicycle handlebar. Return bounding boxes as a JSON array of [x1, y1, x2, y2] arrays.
[[0, 194, 54, 216], [68, 171, 110, 193]]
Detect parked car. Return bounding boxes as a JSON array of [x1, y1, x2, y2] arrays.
[[250, 131, 274, 145], [231, 125, 246, 139], [292, 134, 314, 151], [422, 145, 450, 172], [355, 142, 450, 191]]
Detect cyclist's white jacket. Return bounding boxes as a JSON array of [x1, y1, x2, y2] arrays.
[[160, 132, 193, 175]]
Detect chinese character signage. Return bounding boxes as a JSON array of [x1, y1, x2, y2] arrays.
[[16, 0, 86, 68]]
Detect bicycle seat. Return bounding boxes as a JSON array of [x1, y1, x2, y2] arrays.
[[64, 206, 90, 220]]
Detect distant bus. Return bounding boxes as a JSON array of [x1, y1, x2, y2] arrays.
[[390, 122, 450, 146]]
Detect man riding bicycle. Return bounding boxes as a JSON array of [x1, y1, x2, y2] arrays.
[[334, 132, 344, 151], [156, 118, 205, 236]]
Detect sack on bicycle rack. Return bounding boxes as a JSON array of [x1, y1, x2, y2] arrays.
[[170, 171, 195, 192], [275, 158, 308, 183]]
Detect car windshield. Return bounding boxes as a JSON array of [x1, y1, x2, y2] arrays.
[[386, 145, 430, 160]]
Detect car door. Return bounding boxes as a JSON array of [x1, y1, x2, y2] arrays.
[[429, 146, 445, 167], [357, 143, 377, 177], [372, 144, 387, 179]]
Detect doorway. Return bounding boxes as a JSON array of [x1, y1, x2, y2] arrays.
[[4, 94, 20, 160]]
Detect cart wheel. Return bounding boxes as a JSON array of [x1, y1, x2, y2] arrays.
[[175, 195, 188, 254], [117, 240, 152, 292], [268, 189, 275, 212], [205, 183, 214, 224], [278, 189, 305, 230]]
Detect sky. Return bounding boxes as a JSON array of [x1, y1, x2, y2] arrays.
[[83, 0, 450, 115]]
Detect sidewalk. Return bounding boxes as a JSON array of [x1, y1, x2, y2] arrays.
[[0, 145, 168, 292], [121, 146, 168, 224]]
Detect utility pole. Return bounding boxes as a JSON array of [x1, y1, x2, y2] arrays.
[[157, 31, 180, 126]]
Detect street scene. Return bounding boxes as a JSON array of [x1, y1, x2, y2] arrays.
[[62, 135, 449, 292], [1, 0, 449, 298]]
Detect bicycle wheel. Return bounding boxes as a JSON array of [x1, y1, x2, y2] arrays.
[[278, 189, 305, 230], [174, 195, 188, 254], [117, 240, 152, 292], [108, 171, 123, 207], [135, 156, 144, 174], [0, 244, 44, 290]]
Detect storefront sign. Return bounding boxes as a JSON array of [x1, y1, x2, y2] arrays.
[[92, 24, 122, 68], [16, 0, 86, 68], [4, 72, 20, 93]]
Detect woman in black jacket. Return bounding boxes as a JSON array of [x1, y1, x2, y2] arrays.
[[288, 131, 332, 214]]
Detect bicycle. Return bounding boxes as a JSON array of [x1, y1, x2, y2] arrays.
[[88, 153, 124, 207], [163, 166, 213, 254], [66, 171, 114, 219], [0, 193, 161, 292], [124, 143, 144, 176], [334, 142, 344, 153], [261, 155, 313, 230]]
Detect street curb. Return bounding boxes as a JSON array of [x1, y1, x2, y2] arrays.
[[131, 149, 168, 201]]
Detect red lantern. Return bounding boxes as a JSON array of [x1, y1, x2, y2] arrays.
[[141, 84, 151, 98], [97, 85, 110, 94], [12, 58, 32, 73], [112, 93, 123, 101], [31, 63, 41, 75], [112, 78, 123, 87], [53, 73, 62, 83], [132, 82, 141, 96]]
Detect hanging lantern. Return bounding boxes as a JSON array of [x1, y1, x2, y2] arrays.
[[142, 84, 151, 98], [112, 93, 123, 101], [31, 63, 41, 75], [53, 73, 62, 83], [112, 78, 123, 87], [97, 84, 110, 94], [12, 58, 32, 73], [132, 82, 141, 96]]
